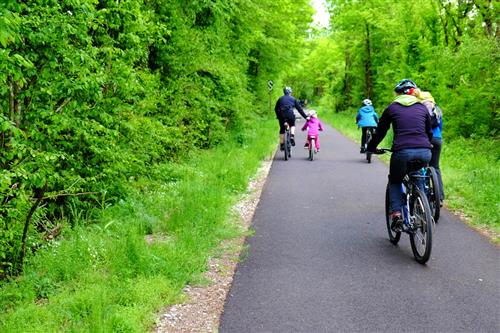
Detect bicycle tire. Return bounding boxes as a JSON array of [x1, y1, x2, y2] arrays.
[[284, 130, 290, 161], [385, 184, 401, 245], [365, 129, 372, 163], [409, 188, 433, 264], [309, 138, 315, 161], [427, 167, 441, 222]]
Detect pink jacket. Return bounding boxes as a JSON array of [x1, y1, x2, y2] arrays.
[[302, 117, 324, 136]]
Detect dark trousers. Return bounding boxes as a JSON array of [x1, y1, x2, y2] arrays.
[[361, 127, 376, 147], [389, 148, 432, 212], [430, 137, 444, 200]]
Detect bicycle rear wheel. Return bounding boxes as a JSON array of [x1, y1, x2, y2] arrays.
[[365, 129, 372, 163], [284, 130, 290, 161], [309, 138, 315, 161], [385, 184, 401, 245], [427, 167, 441, 222], [409, 189, 433, 264]]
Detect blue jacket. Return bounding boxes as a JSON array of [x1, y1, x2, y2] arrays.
[[356, 105, 378, 127], [432, 118, 443, 139]]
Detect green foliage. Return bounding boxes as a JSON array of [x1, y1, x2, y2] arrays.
[[0, 0, 312, 276], [287, 0, 499, 139]]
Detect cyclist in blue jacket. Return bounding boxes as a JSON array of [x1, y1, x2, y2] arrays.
[[368, 79, 433, 231], [275, 87, 308, 150], [356, 99, 378, 153], [415, 89, 445, 204]]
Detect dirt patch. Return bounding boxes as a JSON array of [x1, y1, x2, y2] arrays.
[[155, 153, 274, 333]]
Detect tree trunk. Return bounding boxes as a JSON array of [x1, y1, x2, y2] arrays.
[[18, 188, 45, 273], [364, 22, 373, 100]]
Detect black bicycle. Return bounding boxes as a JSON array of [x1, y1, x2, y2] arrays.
[[364, 128, 375, 163], [283, 122, 292, 161], [378, 149, 433, 264]]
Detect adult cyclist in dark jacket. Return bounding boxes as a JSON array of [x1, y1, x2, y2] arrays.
[[368, 79, 433, 231], [275, 86, 308, 150]]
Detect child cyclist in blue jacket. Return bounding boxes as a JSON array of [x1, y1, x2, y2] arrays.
[[356, 99, 378, 153]]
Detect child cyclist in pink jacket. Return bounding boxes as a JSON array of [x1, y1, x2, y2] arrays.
[[301, 110, 324, 152]]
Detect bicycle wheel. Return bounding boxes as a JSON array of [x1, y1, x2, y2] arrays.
[[385, 184, 401, 244], [427, 167, 441, 222], [409, 189, 433, 264], [365, 130, 372, 163], [309, 138, 315, 161], [283, 130, 289, 161], [286, 133, 292, 159]]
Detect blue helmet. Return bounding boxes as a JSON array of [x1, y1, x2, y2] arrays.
[[283, 86, 292, 95], [394, 79, 417, 94]]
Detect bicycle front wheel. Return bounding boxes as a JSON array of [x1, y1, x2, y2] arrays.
[[427, 167, 441, 222], [385, 184, 401, 245], [409, 189, 433, 264]]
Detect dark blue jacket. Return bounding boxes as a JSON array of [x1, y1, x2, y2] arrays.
[[274, 95, 307, 119], [368, 95, 433, 152]]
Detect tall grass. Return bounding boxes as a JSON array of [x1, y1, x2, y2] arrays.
[[0, 117, 277, 332], [319, 107, 500, 238]]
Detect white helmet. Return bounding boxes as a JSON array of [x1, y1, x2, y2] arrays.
[[362, 99, 372, 106]]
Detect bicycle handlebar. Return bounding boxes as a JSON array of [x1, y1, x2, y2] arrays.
[[372, 148, 392, 155]]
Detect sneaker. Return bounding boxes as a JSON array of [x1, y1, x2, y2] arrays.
[[290, 135, 296, 146], [304, 143, 309, 149], [390, 211, 403, 232], [280, 143, 285, 151]]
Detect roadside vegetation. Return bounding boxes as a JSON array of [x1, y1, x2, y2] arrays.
[[0, 117, 276, 332]]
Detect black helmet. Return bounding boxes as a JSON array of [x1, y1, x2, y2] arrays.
[[283, 86, 292, 95], [394, 79, 417, 94]]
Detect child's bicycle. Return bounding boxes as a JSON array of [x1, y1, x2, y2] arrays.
[[376, 148, 434, 264], [306, 135, 317, 161]]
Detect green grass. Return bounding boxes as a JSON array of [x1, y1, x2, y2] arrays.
[[0, 117, 277, 332], [318, 107, 500, 239]]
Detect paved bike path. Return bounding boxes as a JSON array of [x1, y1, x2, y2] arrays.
[[220, 121, 499, 332]]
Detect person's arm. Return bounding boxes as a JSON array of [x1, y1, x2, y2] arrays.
[[373, 111, 379, 123], [301, 121, 308, 131], [367, 107, 391, 151], [425, 111, 433, 142], [294, 98, 308, 119], [318, 120, 324, 131]]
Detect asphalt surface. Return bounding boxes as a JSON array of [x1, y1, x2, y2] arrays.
[[219, 120, 500, 333]]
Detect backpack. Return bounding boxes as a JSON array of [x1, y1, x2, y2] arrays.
[[430, 105, 443, 129]]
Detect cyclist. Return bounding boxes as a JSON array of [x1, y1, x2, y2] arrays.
[[275, 86, 309, 150], [367, 79, 433, 230], [415, 89, 445, 204], [301, 109, 324, 152], [356, 98, 378, 153]]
